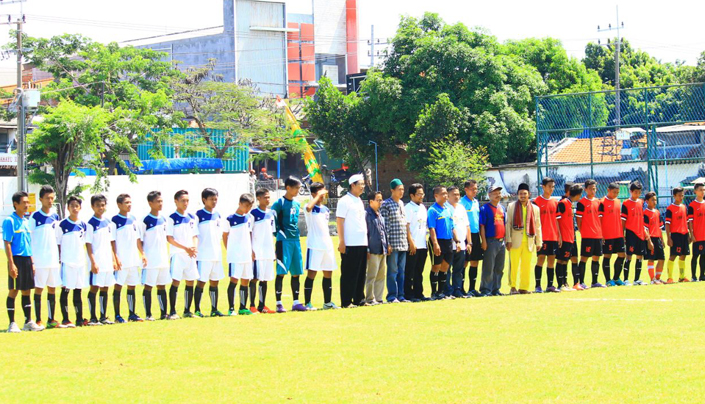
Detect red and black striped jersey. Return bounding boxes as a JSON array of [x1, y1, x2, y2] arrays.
[[557, 197, 575, 243], [533, 196, 559, 241], [665, 203, 688, 235], [576, 197, 602, 239], [644, 208, 664, 238], [688, 199, 705, 242], [599, 197, 622, 240], [621, 198, 645, 239]]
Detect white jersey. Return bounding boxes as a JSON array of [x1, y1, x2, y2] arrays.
[[166, 211, 199, 257], [28, 210, 60, 269], [304, 205, 333, 251], [224, 213, 252, 264], [250, 207, 276, 260], [196, 209, 223, 262], [85, 216, 116, 272], [140, 214, 169, 269], [111, 214, 142, 268], [405, 201, 428, 249], [56, 218, 87, 267], [450, 203, 469, 250]]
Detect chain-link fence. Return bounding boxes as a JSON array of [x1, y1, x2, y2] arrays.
[[537, 83, 705, 209]]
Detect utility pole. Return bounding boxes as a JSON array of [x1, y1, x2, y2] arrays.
[[598, 6, 625, 126], [367, 25, 389, 68]]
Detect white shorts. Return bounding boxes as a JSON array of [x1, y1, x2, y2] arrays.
[[228, 262, 253, 280], [88, 271, 116, 288], [141, 267, 171, 287], [61, 263, 86, 290], [197, 261, 224, 282], [305, 248, 337, 271], [115, 266, 140, 287], [34, 267, 61, 289], [170, 254, 198, 282], [253, 259, 275, 281]]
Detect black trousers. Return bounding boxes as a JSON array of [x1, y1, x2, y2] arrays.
[[405, 248, 428, 299], [340, 246, 368, 307]]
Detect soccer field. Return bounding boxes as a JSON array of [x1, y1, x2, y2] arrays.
[[1, 236, 704, 403]]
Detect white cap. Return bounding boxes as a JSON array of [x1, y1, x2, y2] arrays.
[[349, 173, 364, 186]]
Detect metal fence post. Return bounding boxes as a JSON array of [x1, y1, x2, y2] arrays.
[[588, 93, 594, 178]]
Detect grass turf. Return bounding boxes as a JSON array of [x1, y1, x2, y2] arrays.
[[1, 236, 704, 403]]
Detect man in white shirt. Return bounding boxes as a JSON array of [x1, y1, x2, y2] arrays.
[[195, 188, 226, 317], [404, 183, 429, 301], [140, 191, 170, 321], [448, 186, 472, 298], [336, 173, 368, 308], [166, 190, 199, 320]]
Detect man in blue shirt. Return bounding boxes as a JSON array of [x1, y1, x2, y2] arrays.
[[4, 191, 43, 332], [460, 179, 482, 297], [479, 185, 506, 297], [428, 186, 459, 300]]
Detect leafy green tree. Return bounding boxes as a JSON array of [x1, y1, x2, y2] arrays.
[[27, 100, 108, 217], [421, 139, 488, 189]]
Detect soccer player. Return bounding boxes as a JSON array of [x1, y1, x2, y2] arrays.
[[248, 188, 276, 313], [85, 194, 118, 326], [479, 185, 506, 296], [166, 190, 200, 320], [557, 183, 582, 290], [576, 179, 604, 289], [621, 181, 648, 285], [448, 186, 471, 298], [224, 193, 255, 315], [4, 191, 42, 332], [427, 186, 459, 300], [533, 177, 562, 293], [405, 183, 429, 301], [195, 188, 226, 317], [29, 185, 61, 329], [599, 183, 625, 287], [666, 187, 690, 283], [56, 196, 88, 328], [140, 191, 171, 321], [272, 177, 306, 312], [687, 182, 705, 282], [303, 182, 340, 310], [460, 180, 482, 297], [643, 192, 664, 283], [112, 193, 146, 323]]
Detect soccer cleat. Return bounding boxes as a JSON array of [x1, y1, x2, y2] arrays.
[[606, 280, 617, 287], [623, 280, 632, 286], [228, 309, 237, 316], [305, 303, 318, 311], [634, 280, 646, 286], [259, 306, 276, 314], [59, 320, 75, 328], [322, 302, 340, 310], [615, 279, 625, 286], [36, 321, 45, 329], [666, 278, 675, 284], [46, 319, 59, 329], [292, 303, 308, 312], [194, 311, 205, 318], [534, 287, 543, 294], [210, 310, 225, 317], [591, 283, 606, 288], [114, 315, 126, 324], [23, 320, 44, 331], [87, 318, 103, 326], [580, 283, 589, 290], [546, 286, 560, 293], [100, 317, 115, 325], [77, 319, 90, 327], [182, 312, 194, 318], [128, 314, 144, 322], [238, 308, 253, 315], [159, 314, 168, 321], [144, 316, 156, 321], [650, 279, 659, 285], [249, 306, 260, 314], [276, 303, 287, 313], [560, 285, 574, 292], [7, 322, 21, 333], [167, 314, 180, 320], [572, 283, 584, 291]]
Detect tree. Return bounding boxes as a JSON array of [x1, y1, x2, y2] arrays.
[[27, 100, 108, 217], [421, 139, 488, 189], [171, 60, 304, 173]]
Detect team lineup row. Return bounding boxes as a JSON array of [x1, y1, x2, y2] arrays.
[[3, 174, 704, 332]]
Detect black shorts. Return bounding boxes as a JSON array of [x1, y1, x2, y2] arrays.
[[557, 241, 575, 261], [8, 255, 34, 291], [670, 233, 690, 257], [537, 240, 559, 256], [429, 239, 453, 266], [466, 233, 484, 261], [603, 238, 625, 255], [693, 241, 705, 256], [625, 230, 646, 257], [645, 237, 665, 261], [580, 238, 603, 257]]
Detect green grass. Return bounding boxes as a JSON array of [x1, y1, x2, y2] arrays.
[[1, 236, 705, 403]]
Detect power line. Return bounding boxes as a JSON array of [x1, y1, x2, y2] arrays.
[[597, 5, 625, 126]]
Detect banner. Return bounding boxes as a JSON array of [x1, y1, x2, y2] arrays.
[[276, 97, 323, 183]]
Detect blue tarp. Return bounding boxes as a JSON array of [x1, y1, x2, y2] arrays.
[[136, 158, 223, 174]]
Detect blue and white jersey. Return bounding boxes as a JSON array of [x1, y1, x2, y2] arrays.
[[250, 207, 276, 260], [28, 210, 60, 269], [140, 214, 168, 269], [56, 218, 87, 267], [223, 213, 252, 264], [304, 205, 333, 251], [112, 214, 142, 268], [85, 216, 115, 272], [196, 209, 222, 262], [166, 211, 198, 257]]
